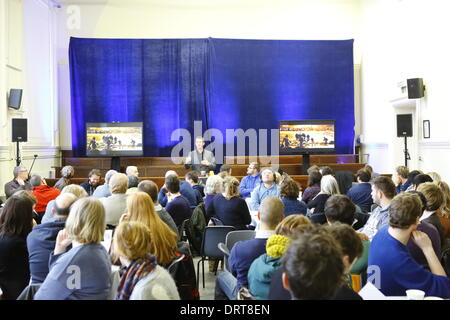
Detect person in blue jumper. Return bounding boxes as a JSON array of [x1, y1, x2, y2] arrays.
[[280, 179, 307, 216], [368, 192, 450, 298], [239, 162, 261, 198], [346, 169, 373, 213], [34, 197, 112, 300], [250, 168, 280, 211], [158, 170, 198, 208]]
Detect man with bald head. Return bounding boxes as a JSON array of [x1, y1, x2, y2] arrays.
[[215, 196, 285, 300], [27, 193, 78, 283], [157, 170, 198, 208]]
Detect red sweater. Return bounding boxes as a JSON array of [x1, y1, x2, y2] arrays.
[[32, 185, 61, 213]]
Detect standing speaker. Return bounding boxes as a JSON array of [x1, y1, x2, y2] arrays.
[[407, 78, 424, 99], [397, 114, 413, 137], [12, 118, 27, 142]]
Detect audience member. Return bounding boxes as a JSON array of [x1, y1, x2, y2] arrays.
[[204, 175, 224, 210], [158, 170, 198, 208], [413, 174, 434, 191], [0, 196, 34, 300], [417, 182, 446, 245], [307, 174, 340, 224], [215, 196, 284, 300], [164, 175, 192, 227], [427, 172, 441, 183], [436, 181, 450, 239], [100, 173, 128, 226], [404, 170, 422, 192], [185, 171, 205, 202], [364, 164, 380, 180], [320, 166, 334, 177], [301, 170, 321, 204], [137, 180, 179, 236], [368, 193, 450, 298], [277, 167, 291, 186], [80, 169, 102, 196], [306, 165, 320, 175], [34, 197, 111, 300], [113, 221, 180, 300], [392, 165, 410, 194], [54, 166, 75, 191], [126, 175, 139, 195], [27, 194, 78, 283], [250, 168, 280, 211], [42, 184, 88, 224], [4, 166, 32, 199], [280, 179, 307, 216], [206, 176, 251, 229], [239, 162, 261, 199], [359, 176, 395, 240], [346, 169, 373, 213], [92, 169, 117, 198], [126, 166, 139, 177], [219, 164, 232, 177], [30, 174, 61, 223]]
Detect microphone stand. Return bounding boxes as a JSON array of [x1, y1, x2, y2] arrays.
[[28, 154, 38, 179]]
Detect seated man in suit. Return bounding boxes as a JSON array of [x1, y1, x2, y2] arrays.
[[4, 166, 32, 199]]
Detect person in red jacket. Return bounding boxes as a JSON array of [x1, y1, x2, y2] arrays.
[[30, 175, 60, 224]]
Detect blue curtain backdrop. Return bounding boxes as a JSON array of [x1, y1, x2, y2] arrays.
[[69, 37, 354, 157]]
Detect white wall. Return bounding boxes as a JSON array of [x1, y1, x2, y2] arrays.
[[360, 0, 450, 181], [56, 0, 363, 149], [0, 0, 59, 198]]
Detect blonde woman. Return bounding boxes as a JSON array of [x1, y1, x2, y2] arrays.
[[307, 174, 340, 221], [205, 176, 251, 229], [121, 192, 178, 267], [34, 197, 111, 300], [247, 215, 312, 299], [437, 181, 450, 239], [113, 221, 180, 300]]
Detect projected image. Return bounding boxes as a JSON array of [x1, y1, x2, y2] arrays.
[[279, 123, 335, 152], [86, 124, 143, 156]]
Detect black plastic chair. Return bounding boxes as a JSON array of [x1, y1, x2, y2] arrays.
[[197, 226, 235, 288], [218, 230, 256, 273], [210, 217, 224, 226]]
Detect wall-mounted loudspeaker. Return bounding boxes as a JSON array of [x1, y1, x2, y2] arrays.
[[397, 114, 413, 137], [407, 78, 425, 99], [8, 89, 23, 109]]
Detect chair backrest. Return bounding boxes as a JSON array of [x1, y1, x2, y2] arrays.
[[226, 230, 256, 252], [210, 217, 224, 226], [201, 226, 235, 258]]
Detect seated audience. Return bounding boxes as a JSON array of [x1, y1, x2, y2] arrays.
[[0, 195, 34, 300], [417, 182, 446, 245], [206, 176, 251, 229], [307, 174, 340, 224], [158, 170, 198, 208], [219, 164, 232, 178], [280, 179, 307, 216], [215, 196, 284, 300], [54, 166, 74, 191], [185, 171, 205, 201], [30, 174, 61, 223], [346, 169, 373, 213], [92, 169, 117, 198], [113, 221, 180, 300], [204, 175, 224, 210], [250, 168, 280, 211], [137, 180, 179, 236], [42, 184, 88, 224], [281, 228, 344, 300], [404, 170, 422, 192], [4, 166, 32, 199], [80, 169, 102, 196], [320, 166, 334, 177], [239, 162, 261, 199], [248, 215, 311, 299], [436, 181, 450, 239], [27, 193, 78, 283], [427, 172, 441, 183], [120, 192, 178, 267], [34, 197, 111, 300], [307, 165, 320, 175], [164, 175, 192, 227], [368, 193, 450, 298], [100, 173, 128, 227], [412, 174, 434, 191], [126, 175, 139, 195], [301, 170, 321, 204], [277, 167, 291, 186], [359, 176, 395, 240], [364, 164, 380, 180], [392, 165, 410, 194], [126, 166, 139, 177]]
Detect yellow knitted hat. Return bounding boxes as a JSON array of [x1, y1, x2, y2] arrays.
[[266, 234, 291, 259]]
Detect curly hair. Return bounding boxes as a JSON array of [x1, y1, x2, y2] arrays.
[[280, 179, 300, 199]]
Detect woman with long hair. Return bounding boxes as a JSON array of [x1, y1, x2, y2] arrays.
[[307, 175, 341, 224]]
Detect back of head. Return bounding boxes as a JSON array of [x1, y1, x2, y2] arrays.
[[126, 192, 157, 227], [29, 175, 42, 187], [109, 173, 128, 194], [396, 166, 409, 180], [185, 171, 199, 183], [307, 165, 320, 175], [325, 222, 363, 264], [308, 170, 322, 187], [280, 179, 300, 200], [54, 193, 78, 217], [165, 170, 178, 178], [61, 184, 88, 198], [324, 195, 356, 225], [12, 190, 37, 206], [113, 221, 153, 261], [205, 175, 223, 195], [259, 196, 285, 230], [389, 193, 422, 229], [320, 175, 340, 195], [413, 174, 433, 188], [417, 182, 444, 212], [356, 169, 371, 183], [104, 170, 118, 185], [372, 176, 396, 200], [65, 197, 105, 244], [437, 181, 450, 217], [220, 164, 232, 174], [364, 164, 373, 175], [275, 214, 311, 238], [165, 174, 180, 194], [60, 166, 74, 179], [127, 175, 139, 189], [137, 180, 158, 203], [282, 229, 344, 300], [223, 176, 240, 200], [320, 166, 334, 177], [407, 170, 422, 184], [0, 195, 34, 237]]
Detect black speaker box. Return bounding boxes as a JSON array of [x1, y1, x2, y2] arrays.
[[12, 118, 28, 142], [8, 89, 23, 109], [407, 78, 424, 99], [397, 114, 413, 137]]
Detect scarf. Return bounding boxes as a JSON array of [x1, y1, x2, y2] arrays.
[[115, 254, 158, 300]]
